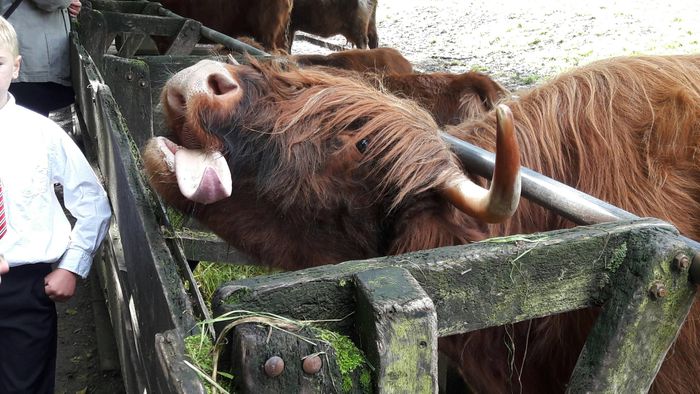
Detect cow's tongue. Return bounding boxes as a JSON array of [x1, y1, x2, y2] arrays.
[[174, 147, 232, 204]]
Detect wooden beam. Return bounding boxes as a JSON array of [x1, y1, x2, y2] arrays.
[[355, 267, 438, 393], [214, 219, 690, 337], [567, 236, 696, 392]]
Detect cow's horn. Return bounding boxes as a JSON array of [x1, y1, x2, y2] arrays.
[[441, 104, 521, 223]]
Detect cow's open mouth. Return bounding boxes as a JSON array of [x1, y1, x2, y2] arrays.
[[153, 136, 232, 204]]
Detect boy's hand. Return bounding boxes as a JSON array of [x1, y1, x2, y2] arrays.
[[44, 268, 78, 302]]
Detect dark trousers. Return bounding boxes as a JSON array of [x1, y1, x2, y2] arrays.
[[0, 264, 56, 394], [9, 82, 75, 117]]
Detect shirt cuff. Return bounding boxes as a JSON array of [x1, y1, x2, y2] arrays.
[[57, 247, 93, 279]]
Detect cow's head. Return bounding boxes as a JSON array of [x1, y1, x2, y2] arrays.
[[142, 58, 520, 267]]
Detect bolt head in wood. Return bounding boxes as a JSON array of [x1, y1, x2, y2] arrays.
[[264, 356, 284, 377], [302, 355, 323, 374], [649, 281, 668, 299]]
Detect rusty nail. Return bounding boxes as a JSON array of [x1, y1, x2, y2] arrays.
[[649, 281, 668, 299], [264, 356, 284, 377], [302, 355, 322, 374], [673, 253, 690, 271], [125, 72, 133, 81], [139, 80, 147, 88]]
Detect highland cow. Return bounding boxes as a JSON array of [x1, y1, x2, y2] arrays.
[[291, 47, 413, 75], [158, 0, 292, 51], [142, 55, 700, 392], [291, 49, 506, 127], [380, 70, 508, 126], [290, 0, 379, 50]]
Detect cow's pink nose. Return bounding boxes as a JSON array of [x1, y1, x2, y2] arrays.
[[164, 60, 242, 117], [166, 72, 239, 111]]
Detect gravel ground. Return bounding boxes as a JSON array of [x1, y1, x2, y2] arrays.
[[295, 0, 700, 90]]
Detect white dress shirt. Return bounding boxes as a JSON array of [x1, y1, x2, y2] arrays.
[[0, 94, 112, 278]]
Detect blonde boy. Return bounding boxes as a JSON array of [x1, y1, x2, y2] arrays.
[[0, 16, 111, 393]]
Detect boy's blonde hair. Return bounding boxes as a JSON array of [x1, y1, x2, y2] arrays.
[[0, 16, 19, 57]]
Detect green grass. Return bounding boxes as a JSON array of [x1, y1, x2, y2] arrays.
[[193, 262, 273, 307]]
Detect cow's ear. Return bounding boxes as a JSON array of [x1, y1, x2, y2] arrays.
[[386, 196, 488, 255]]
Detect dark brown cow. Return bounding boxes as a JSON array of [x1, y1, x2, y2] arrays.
[[142, 55, 700, 393], [290, 0, 379, 50], [292, 47, 412, 75], [158, 0, 292, 51]]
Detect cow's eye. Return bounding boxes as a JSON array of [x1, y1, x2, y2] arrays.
[[356, 138, 369, 153]]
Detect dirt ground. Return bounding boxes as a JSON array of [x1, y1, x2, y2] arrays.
[[296, 0, 700, 90], [53, 1, 700, 393], [54, 274, 124, 394]]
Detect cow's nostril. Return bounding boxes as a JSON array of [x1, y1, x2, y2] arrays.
[[207, 73, 238, 96], [166, 88, 188, 115]]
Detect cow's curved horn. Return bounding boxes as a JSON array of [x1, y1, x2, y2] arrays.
[[441, 104, 521, 223]]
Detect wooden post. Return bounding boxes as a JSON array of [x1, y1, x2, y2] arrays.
[[567, 233, 696, 392], [213, 219, 696, 392], [355, 267, 438, 393], [229, 323, 370, 393]]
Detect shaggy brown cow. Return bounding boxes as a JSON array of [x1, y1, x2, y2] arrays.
[[157, 0, 292, 51], [290, 0, 379, 50], [142, 55, 700, 393], [291, 47, 413, 75], [290, 50, 506, 126], [381, 70, 508, 126]]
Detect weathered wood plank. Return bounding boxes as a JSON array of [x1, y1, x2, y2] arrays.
[[115, 33, 146, 58], [101, 11, 195, 37], [354, 267, 438, 393], [155, 330, 207, 394], [567, 231, 697, 392], [213, 219, 695, 392], [230, 324, 369, 394], [101, 55, 153, 148], [71, 33, 204, 393], [213, 219, 685, 337], [163, 18, 201, 55], [164, 227, 256, 265]]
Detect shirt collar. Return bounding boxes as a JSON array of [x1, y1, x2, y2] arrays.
[[0, 93, 16, 115]]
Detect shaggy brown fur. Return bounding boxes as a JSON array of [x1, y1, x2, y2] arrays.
[[145, 59, 483, 269], [381, 71, 508, 127], [292, 47, 413, 75], [291, 62, 507, 127], [442, 54, 700, 394], [158, 0, 292, 51], [290, 0, 379, 50], [143, 55, 700, 392]]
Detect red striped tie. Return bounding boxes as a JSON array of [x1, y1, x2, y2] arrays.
[[0, 181, 6, 239]]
